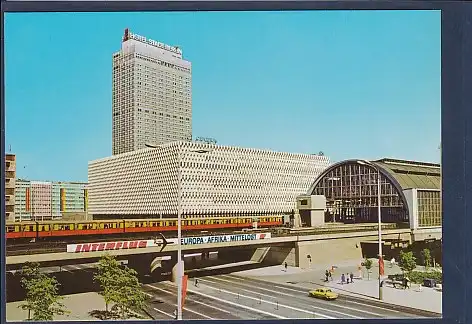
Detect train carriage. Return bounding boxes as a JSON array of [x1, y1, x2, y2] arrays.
[[5, 215, 284, 241]]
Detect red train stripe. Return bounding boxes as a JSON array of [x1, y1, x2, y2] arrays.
[[6, 218, 283, 240]]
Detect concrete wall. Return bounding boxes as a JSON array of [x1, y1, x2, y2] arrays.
[[403, 189, 418, 229], [296, 238, 363, 269], [295, 231, 412, 269], [250, 245, 297, 266]]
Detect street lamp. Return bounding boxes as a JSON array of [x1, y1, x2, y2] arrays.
[[145, 142, 212, 320], [357, 160, 383, 300]]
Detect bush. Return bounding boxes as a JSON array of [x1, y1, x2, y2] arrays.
[[408, 270, 442, 284]]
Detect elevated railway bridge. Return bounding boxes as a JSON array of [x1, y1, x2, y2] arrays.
[[6, 223, 441, 279]]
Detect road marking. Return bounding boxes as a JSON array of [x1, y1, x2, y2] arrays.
[[194, 280, 335, 319], [153, 307, 174, 319], [208, 276, 361, 319], [183, 306, 214, 319], [221, 276, 388, 318], [146, 284, 214, 319], [159, 282, 232, 315], [185, 296, 232, 314], [311, 305, 362, 319], [185, 287, 287, 319], [207, 277, 281, 299], [341, 299, 403, 314]]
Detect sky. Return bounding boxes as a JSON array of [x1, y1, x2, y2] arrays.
[[4, 10, 441, 182]]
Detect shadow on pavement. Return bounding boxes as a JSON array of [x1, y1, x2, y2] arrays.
[[185, 261, 279, 278]]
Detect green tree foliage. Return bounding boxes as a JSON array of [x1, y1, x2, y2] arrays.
[[408, 270, 442, 284], [399, 250, 417, 274], [94, 254, 147, 319], [421, 248, 432, 270], [94, 254, 122, 313], [19, 262, 68, 321], [363, 258, 373, 280]]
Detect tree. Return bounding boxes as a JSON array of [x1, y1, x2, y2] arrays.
[[363, 258, 373, 280], [94, 254, 147, 319], [94, 254, 123, 314], [111, 266, 147, 319], [399, 250, 417, 274], [19, 262, 68, 321], [421, 248, 432, 270]]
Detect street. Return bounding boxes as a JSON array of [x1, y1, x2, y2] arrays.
[[142, 274, 431, 320]]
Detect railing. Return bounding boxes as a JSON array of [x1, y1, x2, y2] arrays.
[[271, 223, 409, 237]]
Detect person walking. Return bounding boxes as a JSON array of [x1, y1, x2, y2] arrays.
[[325, 270, 329, 282], [350, 272, 354, 283], [284, 262, 288, 272], [341, 273, 346, 285]]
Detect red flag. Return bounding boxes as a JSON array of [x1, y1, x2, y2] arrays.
[[379, 257, 385, 276], [182, 275, 189, 307]]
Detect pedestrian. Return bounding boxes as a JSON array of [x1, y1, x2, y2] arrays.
[[325, 270, 329, 282], [173, 309, 178, 320], [195, 278, 199, 287], [350, 272, 354, 283], [284, 262, 288, 272], [390, 257, 396, 268], [329, 270, 333, 281], [341, 273, 346, 285]]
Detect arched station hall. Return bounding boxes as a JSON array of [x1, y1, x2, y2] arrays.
[[306, 158, 441, 227]]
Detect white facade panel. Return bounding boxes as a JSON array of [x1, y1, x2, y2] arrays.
[[112, 30, 192, 155], [403, 188, 418, 229], [88, 141, 331, 217]]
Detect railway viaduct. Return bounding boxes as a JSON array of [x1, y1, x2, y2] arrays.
[[6, 225, 440, 280]]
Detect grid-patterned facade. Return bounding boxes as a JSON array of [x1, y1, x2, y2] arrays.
[[88, 141, 330, 218], [52, 182, 89, 215], [112, 29, 192, 155], [30, 181, 53, 221], [417, 190, 441, 227], [15, 179, 32, 221], [5, 154, 16, 221], [404, 188, 442, 229], [311, 161, 408, 223], [309, 158, 441, 227], [14, 180, 88, 221]]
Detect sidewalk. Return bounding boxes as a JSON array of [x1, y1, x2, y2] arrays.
[[234, 261, 442, 314], [6, 292, 151, 321], [7, 292, 104, 321]]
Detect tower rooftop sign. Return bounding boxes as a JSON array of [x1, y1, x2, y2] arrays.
[[122, 28, 182, 55]]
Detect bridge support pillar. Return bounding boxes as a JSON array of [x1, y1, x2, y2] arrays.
[[170, 256, 185, 283], [128, 254, 156, 275]]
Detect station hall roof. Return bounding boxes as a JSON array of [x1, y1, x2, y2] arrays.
[[371, 158, 441, 191]]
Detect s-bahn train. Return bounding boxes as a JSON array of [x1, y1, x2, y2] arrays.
[[5, 215, 285, 241]]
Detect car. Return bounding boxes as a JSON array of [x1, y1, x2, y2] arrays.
[[308, 288, 338, 300]]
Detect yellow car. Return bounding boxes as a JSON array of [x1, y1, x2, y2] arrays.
[[309, 288, 338, 300]]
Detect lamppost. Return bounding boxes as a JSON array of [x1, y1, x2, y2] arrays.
[[145, 142, 212, 320], [358, 160, 383, 300]]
